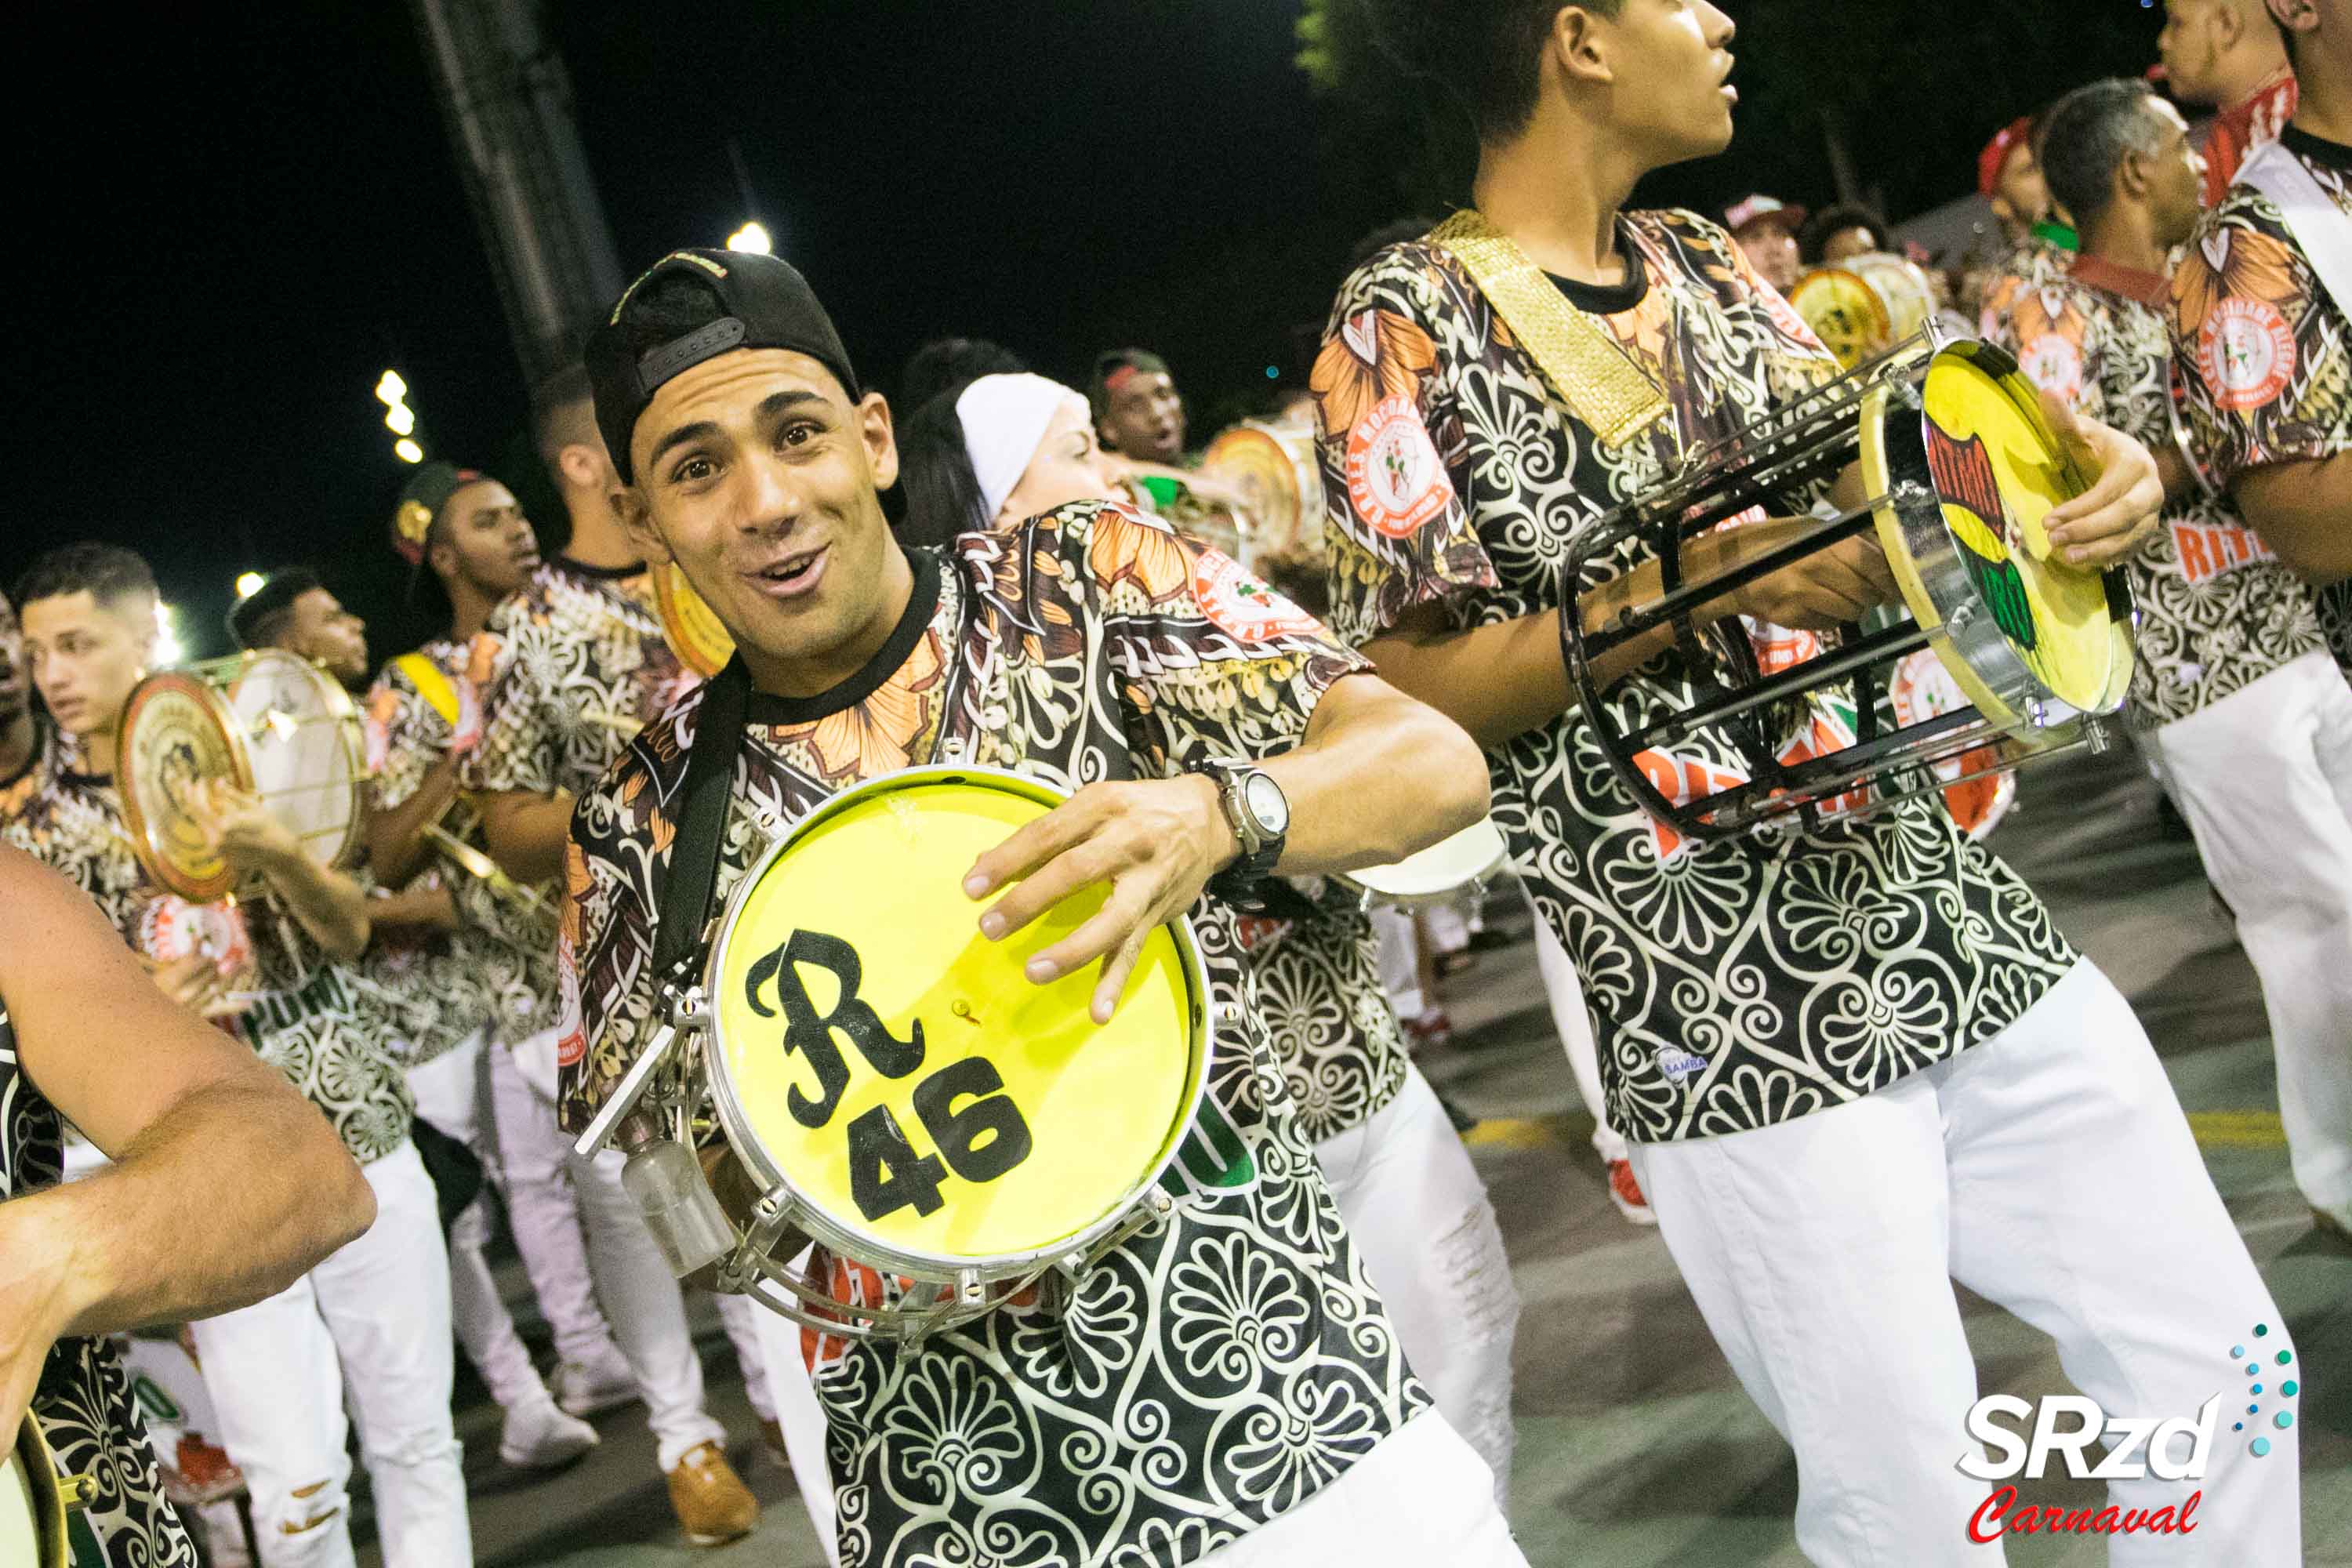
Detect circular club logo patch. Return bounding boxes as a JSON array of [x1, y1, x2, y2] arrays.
[[1345, 394, 1454, 540], [1192, 550, 1320, 643], [2199, 298, 2296, 412], [2018, 333, 2084, 407]]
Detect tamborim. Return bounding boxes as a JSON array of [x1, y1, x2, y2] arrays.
[[3, 1418, 74, 1568], [1343, 818, 1509, 907], [1201, 414, 1327, 577], [652, 559, 735, 678], [602, 766, 1215, 1343], [1789, 252, 1941, 371], [118, 650, 366, 901], [1561, 336, 2132, 845]]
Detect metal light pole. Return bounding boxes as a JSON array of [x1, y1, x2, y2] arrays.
[[405, 0, 625, 387]]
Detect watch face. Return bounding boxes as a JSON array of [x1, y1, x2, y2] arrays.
[[1243, 771, 1290, 836]]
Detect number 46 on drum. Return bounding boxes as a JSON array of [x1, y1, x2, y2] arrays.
[[745, 929, 1036, 1223]]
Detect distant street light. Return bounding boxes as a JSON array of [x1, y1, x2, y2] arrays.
[[726, 221, 773, 256], [394, 438, 425, 464], [234, 572, 265, 600], [385, 402, 417, 437], [375, 370, 408, 406]]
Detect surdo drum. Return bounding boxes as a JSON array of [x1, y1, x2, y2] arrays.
[[578, 767, 1214, 1344], [117, 650, 366, 901], [1789, 253, 1943, 372], [1560, 336, 2133, 847]]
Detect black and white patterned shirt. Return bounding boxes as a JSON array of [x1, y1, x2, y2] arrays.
[[1, 992, 201, 1566], [560, 510, 1428, 1567], [1316, 212, 2078, 1145]]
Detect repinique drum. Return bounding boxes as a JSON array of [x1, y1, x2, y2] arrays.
[[591, 766, 1217, 1343], [117, 651, 366, 901], [4, 1418, 71, 1568], [1790, 252, 1941, 370], [652, 559, 735, 678], [1561, 337, 2132, 845], [1343, 819, 1509, 907], [1201, 415, 1327, 577]]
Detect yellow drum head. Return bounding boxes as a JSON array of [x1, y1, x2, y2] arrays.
[[1789, 267, 1891, 370], [118, 673, 249, 902], [710, 771, 1206, 1266], [1915, 352, 2123, 715], [653, 561, 735, 678], [6, 1419, 67, 1568]]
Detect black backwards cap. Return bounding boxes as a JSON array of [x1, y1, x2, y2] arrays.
[[586, 249, 862, 485], [227, 566, 323, 650]]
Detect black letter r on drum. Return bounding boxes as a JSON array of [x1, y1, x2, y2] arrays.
[[743, 929, 928, 1129]]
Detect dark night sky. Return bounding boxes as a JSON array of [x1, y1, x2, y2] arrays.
[[15, 1, 2163, 663]]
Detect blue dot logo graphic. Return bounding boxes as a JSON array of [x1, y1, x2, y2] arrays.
[[2274, 1412, 2293, 1430], [2282, 1380, 2299, 1396], [2252, 1437, 2272, 1457], [2255, 1324, 2269, 1338]]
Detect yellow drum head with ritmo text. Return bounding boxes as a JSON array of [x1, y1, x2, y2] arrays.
[[708, 771, 1207, 1266]]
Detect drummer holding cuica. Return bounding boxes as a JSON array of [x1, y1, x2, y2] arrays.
[[1316, 3, 2297, 1563], [558, 249, 1519, 1566], [6, 542, 472, 1567]]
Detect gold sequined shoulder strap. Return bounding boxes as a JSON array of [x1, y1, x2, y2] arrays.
[[1426, 209, 1668, 449]]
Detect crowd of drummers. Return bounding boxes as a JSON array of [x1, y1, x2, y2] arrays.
[[2, 2, 2347, 1566]]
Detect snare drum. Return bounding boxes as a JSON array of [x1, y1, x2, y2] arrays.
[[4, 1418, 71, 1568], [1790, 252, 1941, 370], [652, 560, 736, 678], [1342, 819, 1509, 907], [692, 767, 1214, 1341], [117, 651, 365, 901]]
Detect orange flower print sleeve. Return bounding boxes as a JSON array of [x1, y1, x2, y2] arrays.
[[1312, 266, 1498, 648]]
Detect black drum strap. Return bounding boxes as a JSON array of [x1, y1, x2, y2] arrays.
[[652, 655, 752, 984]]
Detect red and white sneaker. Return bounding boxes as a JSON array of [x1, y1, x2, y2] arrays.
[[1606, 1159, 1657, 1225]]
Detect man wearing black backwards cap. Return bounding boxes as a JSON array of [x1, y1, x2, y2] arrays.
[[456, 387, 764, 1537], [225, 568, 371, 690], [560, 247, 1512, 1566], [13, 545, 471, 1566]]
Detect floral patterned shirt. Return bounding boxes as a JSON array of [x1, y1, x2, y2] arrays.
[[362, 636, 554, 1053], [560, 508, 1427, 1568], [2172, 125, 2352, 672], [1994, 260, 2321, 725], [2, 739, 412, 1165], [2199, 67, 2299, 210], [1236, 885, 1410, 1147], [1, 991, 201, 1567], [0, 717, 50, 821], [466, 557, 699, 803], [1316, 211, 2078, 1145]]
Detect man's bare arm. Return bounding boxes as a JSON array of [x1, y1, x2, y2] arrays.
[[0, 848, 375, 1435], [477, 790, 575, 886], [365, 756, 463, 889], [2236, 454, 2352, 585]]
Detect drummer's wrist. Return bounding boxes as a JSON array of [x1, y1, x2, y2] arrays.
[[1186, 772, 1243, 873]]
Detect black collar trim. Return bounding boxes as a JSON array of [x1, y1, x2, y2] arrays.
[[744, 549, 943, 726]]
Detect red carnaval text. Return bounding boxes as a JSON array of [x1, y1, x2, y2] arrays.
[[1968, 1487, 2203, 1543]]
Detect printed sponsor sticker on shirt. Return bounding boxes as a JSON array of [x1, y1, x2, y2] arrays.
[[1346, 394, 1455, 539], [2170, 517, 2278, 585], [2198, 298, 2298, 413]]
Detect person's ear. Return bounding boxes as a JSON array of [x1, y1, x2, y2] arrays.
[[1553, 5, 1616, 89], [860, 391, 901, 492], [557, 441, 604, 493], [616, 488, 671, 564], [427, 535, 458, 581]]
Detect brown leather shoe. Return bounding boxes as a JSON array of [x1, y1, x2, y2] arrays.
[[666, 1440, 759, 1547], [759, 1417, 789, 1468]]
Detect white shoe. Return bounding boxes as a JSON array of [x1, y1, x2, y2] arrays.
[[499, 1396, 599, 1470], [555, 1345, 641, 1417]]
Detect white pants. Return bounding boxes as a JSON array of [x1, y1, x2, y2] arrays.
[[188, 1142, 471, 1568], [485, 1025, 626, 1371], [712, 1289, 774, 1424], [2147, 650, 2352, 1228], [1197, 1412, 1526, 1566], [1629, 962, 2299, 1566], [406, 1029, 553, 1414], [1316, 1064, 1519, 1503], [752, 1281, 843, 1568], [495, 1027, 728, 1470], [1371, 904, 1424, 1019], [1527, 893, 1628, 1164]]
